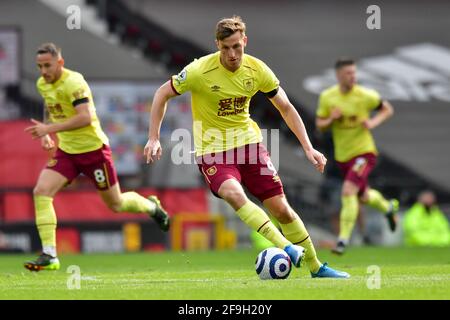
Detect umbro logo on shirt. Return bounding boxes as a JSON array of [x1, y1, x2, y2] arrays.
[[211, 85, 221, 92]]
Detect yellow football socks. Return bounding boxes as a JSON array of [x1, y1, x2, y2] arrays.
[[280, 217, 321, 273], [119, 192, 156, 215], [34, 195, 57, 253], [339, 194, 359, 241], [236, 201, 291, 249], [366, 188, 390, 213]]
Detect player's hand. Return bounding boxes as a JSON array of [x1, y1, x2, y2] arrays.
[[24, 119, 50, 139], [363, 118, 375, 130], [41, 135, 55, 151], [305, 148, 327, 174], [144, 138, 162, 164], [330, 107, 342, 120]]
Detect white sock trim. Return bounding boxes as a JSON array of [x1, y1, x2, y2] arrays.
[[43, 245, 57, 257]]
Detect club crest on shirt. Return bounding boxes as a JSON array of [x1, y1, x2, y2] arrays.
[[206, 166, 217, 176], [72, 88, 85, 100], [56, 90, 65, 100], [243, 78, 254, 91], [47, 159, 58, 167]]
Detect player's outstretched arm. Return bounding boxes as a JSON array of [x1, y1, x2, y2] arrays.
[[25, 103, 92, 139], [363, 100, 394, 130], [269, 86, 327, 173], [144, 80, 178, 164]]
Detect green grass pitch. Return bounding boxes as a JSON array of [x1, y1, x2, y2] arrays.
[[0, 247, 449, 300]]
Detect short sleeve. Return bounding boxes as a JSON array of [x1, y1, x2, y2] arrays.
[[316, 92, 330, 118], [258, 61, 280, 93], [171, 60, 197, 95], [365, 88, 382, 111], [66, 75, 91, 106]]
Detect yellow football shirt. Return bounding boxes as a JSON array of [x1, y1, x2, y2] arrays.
[[171, 51, 279, 156], [37, 68, 109, 154], [316, 84, 382, 162]]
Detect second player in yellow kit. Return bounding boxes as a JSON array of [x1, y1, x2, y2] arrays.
[[316, 58, 399, 255], [23, 43, 169, 272], [36, 67, 108, 154], [145, 16, 349, 278], [317, 83, 381, 163]]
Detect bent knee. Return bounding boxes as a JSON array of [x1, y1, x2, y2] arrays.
[[342, 189, 355, 197], [220, 188, 247, 208], [271, 204, 295, 223], [221, 189, 246, 203], [341, 183, 358, 197], [359, 194, 369, 203], [33, 185, 52, 197], [105, 201, 122, 213]]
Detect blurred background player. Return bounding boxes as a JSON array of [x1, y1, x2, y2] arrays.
[[144, 16, 349, 278], [403, 190, 450, 247], [23, 43, 170, 271], [315, 58, 399, 255]]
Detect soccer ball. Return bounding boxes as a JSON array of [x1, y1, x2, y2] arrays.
[[255, 247, 292, 280]]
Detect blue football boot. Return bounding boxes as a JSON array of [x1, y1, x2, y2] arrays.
[[284, 244, 305, 268], [311, 263, 350, 278]]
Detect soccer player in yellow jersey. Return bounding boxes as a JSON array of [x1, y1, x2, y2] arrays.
[[144, 16, 349, 278], [316, 58, 399, 255], [23, 43, 169, 271]]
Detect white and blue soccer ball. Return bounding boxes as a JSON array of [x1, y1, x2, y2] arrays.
[[255, 247, 292, 280]]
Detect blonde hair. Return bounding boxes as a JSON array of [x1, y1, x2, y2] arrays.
[[215, 15, 246, 41]]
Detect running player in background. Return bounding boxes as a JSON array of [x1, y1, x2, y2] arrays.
[[316, 58, 399, 255], [24, 43, 169, 271], [144, 16, 349, 278]]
